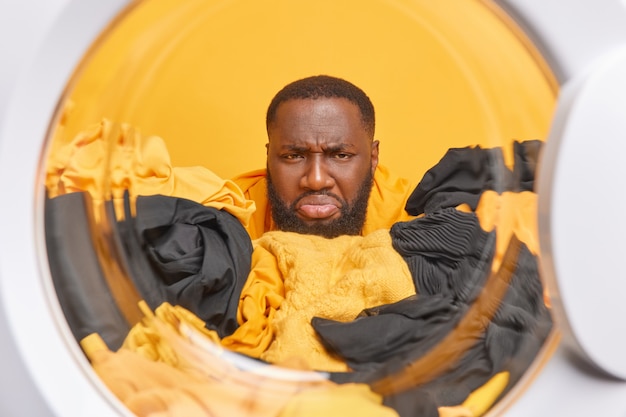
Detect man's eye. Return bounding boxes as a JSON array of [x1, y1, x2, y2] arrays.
[[334, 153, 352, 160], [283, 154, 303, 160]]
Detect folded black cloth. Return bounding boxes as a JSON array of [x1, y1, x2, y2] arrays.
[[513, 139, 543, 192], [391, 208, 495, 302], [45, 191, 131, 350], [317, 236, 552, 417], [405, 140, 542, 215], [313, 209, 495, 369], [116, 193, 253, 337]]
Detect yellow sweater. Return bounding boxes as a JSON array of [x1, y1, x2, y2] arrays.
[[222, 230, 416, 372]]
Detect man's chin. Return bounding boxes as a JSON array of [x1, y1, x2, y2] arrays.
[[298, 217, 362, 238]]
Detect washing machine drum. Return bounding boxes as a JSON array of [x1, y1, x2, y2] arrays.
[[2, 0, 599, 416]]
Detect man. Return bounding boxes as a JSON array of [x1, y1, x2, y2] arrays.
[[233, 75, 417, 240], [264, 75, 378, 238], [220, 76, 422, 371]]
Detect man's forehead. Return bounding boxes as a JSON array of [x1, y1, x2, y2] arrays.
[[269, 98, 366, 137], [273, 97, 359, 120]]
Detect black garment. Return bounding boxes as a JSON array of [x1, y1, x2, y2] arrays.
[[317, 235, 552, 417], [391, 208, 495, 303], [314, 141, 550, 417], [45, 192, 132, 350], [313, 209, 495, 369], [405, 140, 543, 216], [512, 139, 543, 192], [116, 193, 253, 337]]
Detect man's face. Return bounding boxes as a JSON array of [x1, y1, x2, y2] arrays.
[[266, 97, 379, 238]]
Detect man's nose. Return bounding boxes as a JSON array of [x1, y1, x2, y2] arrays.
[[301, 155, 334, 191]]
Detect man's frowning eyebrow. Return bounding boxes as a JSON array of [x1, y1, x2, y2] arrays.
[[280, 143, 355, 152]]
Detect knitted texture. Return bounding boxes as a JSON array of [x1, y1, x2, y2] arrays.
[[256, 229, 416, 371]]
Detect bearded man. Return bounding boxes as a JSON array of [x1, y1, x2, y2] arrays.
[[233, 75, 416, 239]]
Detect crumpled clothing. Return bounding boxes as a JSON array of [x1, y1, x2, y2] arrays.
[[46, 118, 255, 226], [322, 236, 550, 417], [81, 301, 401, 417], [404, 140, 542, 216], [312, 140, 552, 417], [116, 194, 253, 337], [222, 230, 416, 372]]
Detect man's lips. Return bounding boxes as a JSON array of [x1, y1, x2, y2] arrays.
[[295, 195, 341, 220]]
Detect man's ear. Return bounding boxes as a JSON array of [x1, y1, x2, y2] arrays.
[[265, 142, 269, 155], [371, 140, 380, 174]]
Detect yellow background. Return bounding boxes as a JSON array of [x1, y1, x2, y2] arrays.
[[52, 0, 557, 182]]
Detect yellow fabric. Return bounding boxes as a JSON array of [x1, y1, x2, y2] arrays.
[[82, 332, 228, 416], [456, 190, 538, 271], [81, 301, 507, 417], [437, 406, 474, 417], [434, 373, 511, 417], [474, 190, 539, 256], [434, 372, 511, 417], [222, 229, 416, 372], [46, 119, 255, 225], [230, 169, 272, 241], [221, 243, 285, 358], [231, 164, 417, 240], [461, 190, 550, 306], [81, 302, 400, 417], [121, 301, 222, 366], [278, 383, 399, 417], [462, 371, 509, 416]]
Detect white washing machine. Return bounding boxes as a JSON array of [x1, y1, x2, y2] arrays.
[[1, 1, 626, 416]]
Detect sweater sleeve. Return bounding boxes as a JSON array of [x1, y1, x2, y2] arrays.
[[220, 243, 285, 357]]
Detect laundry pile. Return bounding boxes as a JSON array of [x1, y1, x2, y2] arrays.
[[45, 120, 552, 417]]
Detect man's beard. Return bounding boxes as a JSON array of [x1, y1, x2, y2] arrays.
[[266, 170, 373, 239]]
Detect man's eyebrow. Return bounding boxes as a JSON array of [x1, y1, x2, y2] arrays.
[[280, 144, 310, 152], [324, 143, 355, 152], [279, 143, 356, 152]]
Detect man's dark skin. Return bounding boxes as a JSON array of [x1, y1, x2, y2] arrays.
[[265, 97, 380, 238]]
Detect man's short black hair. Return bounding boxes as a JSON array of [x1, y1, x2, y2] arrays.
[[266, 75, 375, 137]]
